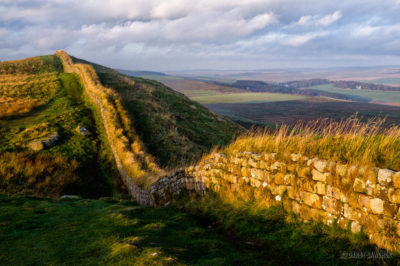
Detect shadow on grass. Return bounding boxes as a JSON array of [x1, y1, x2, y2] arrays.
[[0, 193, 397, 265]]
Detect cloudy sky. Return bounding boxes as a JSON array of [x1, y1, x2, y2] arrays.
[[1, 0, 400, 70]]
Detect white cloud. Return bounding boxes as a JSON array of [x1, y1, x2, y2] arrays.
[[296, 11, 342, 27], [1, 1, 400, 69], [352, 25, 380, 37]]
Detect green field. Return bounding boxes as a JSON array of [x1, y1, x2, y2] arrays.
[[306, 84, 400, 103], [191, 92, 306, 104], [360, 78, 400, 85]]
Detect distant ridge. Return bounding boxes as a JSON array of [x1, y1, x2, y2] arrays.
[[118, 70, 167, 77]]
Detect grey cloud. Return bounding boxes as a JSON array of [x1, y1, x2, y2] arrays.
[[1, 0, 400, 70]]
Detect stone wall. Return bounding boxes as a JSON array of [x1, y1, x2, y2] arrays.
[[185, 151, 400, 252], [55, 50, 400, 252], [55, 50, 206, 206]]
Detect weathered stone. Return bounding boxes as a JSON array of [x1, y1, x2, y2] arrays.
[[314, 182, 326, 195], [314, 160, 328, 172], [388, 188, 400, 204], [300, 191, 322, 209], [378, 169, 394, 185], [298, 167, 311, 179], [358, 194, 370, 211], [28, 141, 44, 151], [287, 186, 297, 200], [307, 158, 317, 167], [322, 196, 341, 214], [250, 178, 261, 188], [393, 172, 400, 188], [241, 167, 249, 177], [301, 179, 316, 193], [353, 178, 366, 193], [76, 125, 90, 135], [290, 153, 302, 162], [287, 164, 297, 173], [271, 161, 285, 172], [312, 169, 329, 182], [225, 174, 238, 184], [327, 185, 341, 200], [284, 174, 295, 186], [248, 159, 258, 168], [370, 198, 384, 214], [351, 221, 362, 233], [292, 200, 301, 214], [271, 185, 287, 196], [274, 173, 285, 185]]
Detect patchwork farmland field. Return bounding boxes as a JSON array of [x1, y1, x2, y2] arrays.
[[205, 98, 400, 128], [304, 84, 400, 105]]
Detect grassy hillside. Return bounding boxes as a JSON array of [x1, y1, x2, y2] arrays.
[[72, 57, 243, 167], [0, 56, 118, 197]]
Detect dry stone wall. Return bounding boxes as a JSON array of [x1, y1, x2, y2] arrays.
[[55, 50, 205, 206], [185, 151, 400, 252], [55, 50, 400, 252]]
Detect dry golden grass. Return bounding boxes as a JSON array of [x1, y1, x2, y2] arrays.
[[0, 152, 78, 197], [0, 97, 39, 118], [0, 73, 59, 118], [224, 116, 400, 170]]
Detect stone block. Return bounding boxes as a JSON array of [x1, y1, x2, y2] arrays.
[[290, 153, 302, 162], [241, 167, 249, 177], [358, 194, 371, 211], [322, 196, 341, 215], [314, 182, 326, 195], [378, 169, 394, 185], [388, 188, 400, 204], [271, 185, 287, 196], [298, 167, 311, 179], [248, 158, 259, 168], [300, 191, 322, 209], [287, 186, 298, 200], [271, 161, 285, 172], [351, 221, 362, 234], [314, 160, 328, 172], [312, 169, 329, 182], [326, 185, 341, 200], [301, 179, 316, 193], [393, 172, 400, 188], [287, 164, 297, 173], [353, 178, 366, 193], [284, 174, 295, 186], [274, 173, 285, 185], [370, 198, 384, 214]]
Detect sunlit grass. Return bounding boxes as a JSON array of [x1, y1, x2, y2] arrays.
[[223, 116, 400, 170]]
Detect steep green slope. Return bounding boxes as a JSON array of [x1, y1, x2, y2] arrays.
[[0, 56, 118, 197], [72, 57, 244, 167]]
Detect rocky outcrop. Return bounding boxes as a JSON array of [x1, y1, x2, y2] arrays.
[[28, 133, 59, 151]]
